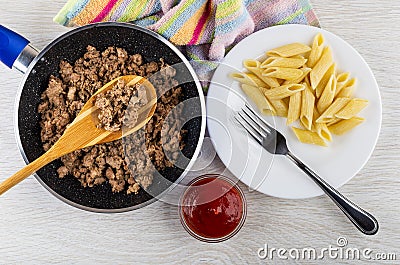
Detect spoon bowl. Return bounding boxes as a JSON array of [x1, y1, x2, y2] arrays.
[[77, 75, 157, 147]]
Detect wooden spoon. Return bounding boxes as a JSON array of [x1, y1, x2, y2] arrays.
[[0, 75, 157, 195]]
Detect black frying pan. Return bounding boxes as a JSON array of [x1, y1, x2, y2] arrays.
[[0, 22, 205, 212]]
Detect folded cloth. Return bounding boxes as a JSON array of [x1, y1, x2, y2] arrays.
[[54, 0, 319, 88]]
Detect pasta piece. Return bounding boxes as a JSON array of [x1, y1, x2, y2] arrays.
[[269, 99, 288, 117], [282, 96, 290, 106], [316, 98, 350, 123], [312, 108, 332, 142], [310, 46, 333, 90], [326, 118, 341, 126], [241, 84, 275, 115], [286, 91, 302, 125], [304, 75, 311, 89], [317, 74, 337, 113], [256, 86, 288, 116], [328, 117, 364, 135], [243, 59, 280, 87], [307, 33, 324, 68], [300, 84, 315, 130], [336, 78, 356, 98], [267, 43, 311, 58], [283, 67, 312, 85], [260, 57, 307, 69], [247, 73, 269, 87], [335, 72, 351, 96], [314, 122, 332, 142], [263, 84, 305, 100], [335, 98, 368, 119], [292, 127, 327, 146], [290, 55, 305, 59], [262, 67, 304, 81], [229, 72, 267, 87], [230, 72, 257, 86], [257, 85, 268, 95], [337, 86, 352, 98], [315, 63, 336, 98]]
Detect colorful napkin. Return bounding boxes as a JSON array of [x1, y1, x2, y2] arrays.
[[54, 0, 319, 86]]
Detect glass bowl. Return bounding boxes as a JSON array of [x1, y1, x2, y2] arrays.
[[179, 174, 247, 243]]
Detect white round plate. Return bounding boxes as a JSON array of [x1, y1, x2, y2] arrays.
[[206, 24, 382, 199]]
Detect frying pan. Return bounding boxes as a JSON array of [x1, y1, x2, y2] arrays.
[[0, 22, 206, 212]]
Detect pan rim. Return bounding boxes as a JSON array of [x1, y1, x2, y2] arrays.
[[14, 22, 206, 213]]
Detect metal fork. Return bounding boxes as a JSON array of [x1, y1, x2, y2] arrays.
[[235, 104, 379, 235]]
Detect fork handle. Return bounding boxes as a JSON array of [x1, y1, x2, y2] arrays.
[[286, 152, 379, 235]]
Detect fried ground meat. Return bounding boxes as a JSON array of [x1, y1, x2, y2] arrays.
[[95, 78, 148, 132], [38, 46, 185, 194], [123, 86, 186, 190]]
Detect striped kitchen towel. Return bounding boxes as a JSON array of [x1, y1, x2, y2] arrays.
[[54, 0, 319, 86]]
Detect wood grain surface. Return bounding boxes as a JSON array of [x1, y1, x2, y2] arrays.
[[0, 1, 399, 264]]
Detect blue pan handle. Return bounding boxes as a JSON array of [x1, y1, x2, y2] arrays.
[[0, 24, 30, 69]]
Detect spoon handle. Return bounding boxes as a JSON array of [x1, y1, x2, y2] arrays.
[[286, 152, 379, 235], [0, 153, 57, 195]]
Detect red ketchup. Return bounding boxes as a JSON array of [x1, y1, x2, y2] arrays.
[[180, 175, 246, 242]]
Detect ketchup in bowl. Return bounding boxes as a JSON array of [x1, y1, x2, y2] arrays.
[[179, 175, 246, 242]]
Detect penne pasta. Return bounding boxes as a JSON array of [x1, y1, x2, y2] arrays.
[[229, 72, 268, 87], [248, 73, 269, 88], [282, 96, 290, 106], [263, 84, 305, 100], [241, 84, 275, 115], [247, 73, 269, 87], [337, 86, 353, 98], [290, 55, 305, 59], [314, 122, 332, 142], [307, 33, 324, 68], [292, 127, 327, 146], [260, 56, 307, 69], [335, 72, 351, 96], [230, 72, 256, 86], [230, 33, 369, 146], [335, 98, 368, 119], [243, 59, 281, 88], [326, 118, 341, 127], [304, 74, 311, 89], [257, 86, 287, 116], [315, 63, 336, 98], [328, 117, 364, 135], [311, 108, 332, 142], [316, 97, 350, 123], [286, 91, 302, 125], [300, 84, 315, 130], [283, 67, 312, 85], [268, 98, 288, 117], [317, 74, 337, 113], [267, 43, 311, 58], [262, 67, 304, 81], [336, 78, 356, 98], [310, 46, 333, 90]]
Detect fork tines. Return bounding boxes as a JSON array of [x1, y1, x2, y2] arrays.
[[235, 104, 273, 143]]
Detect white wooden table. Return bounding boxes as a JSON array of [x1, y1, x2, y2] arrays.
[[1, 1, 399, 264]]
